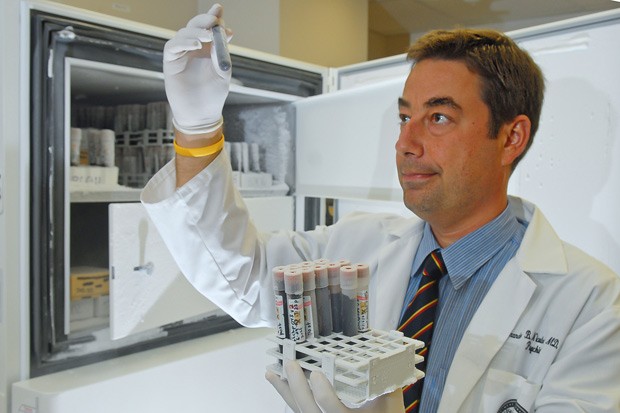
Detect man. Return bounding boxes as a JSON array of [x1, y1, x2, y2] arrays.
[[142, 4, 620, 412]]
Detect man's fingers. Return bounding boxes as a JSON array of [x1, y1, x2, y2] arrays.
[[284, 361, 323, 413], [309, 371, 347, 412], [265, 370, 301, 413], [187, 7, 221, 29]]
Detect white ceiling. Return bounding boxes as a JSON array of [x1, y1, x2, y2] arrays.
[[370, 0, 620, 37]]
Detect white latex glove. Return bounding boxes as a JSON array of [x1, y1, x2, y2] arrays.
[[163, 3, 232, 135], [266, 360, 406, 413]]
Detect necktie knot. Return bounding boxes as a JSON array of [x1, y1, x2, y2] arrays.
[[422, 249, 447, 280]]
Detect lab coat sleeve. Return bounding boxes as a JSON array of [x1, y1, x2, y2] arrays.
[[141, 151, 333, 328]]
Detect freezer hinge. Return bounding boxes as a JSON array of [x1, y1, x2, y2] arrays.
[[327, 67, 339, 93], [48, 27, 77, 78], [58, 26, 77, 41]]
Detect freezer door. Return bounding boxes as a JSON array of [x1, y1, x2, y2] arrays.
[[30, 11, 168, 375], [109, 203, 219, 340], [109, 197, 293, 339], [507, 13, 620, 275], [294, 77, 406, 202], [334, 54, 410, 91]]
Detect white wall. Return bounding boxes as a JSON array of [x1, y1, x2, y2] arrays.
[[0, 0, 29, 412], [279, 0, 368, 67], [199, 0, 280, 55], [199, 0, 369, 67]]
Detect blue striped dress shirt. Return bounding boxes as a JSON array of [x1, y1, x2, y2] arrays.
[[400, 204, 527, 413]]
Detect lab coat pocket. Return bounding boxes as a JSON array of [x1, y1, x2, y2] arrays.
[[481, 368, 541, 413]]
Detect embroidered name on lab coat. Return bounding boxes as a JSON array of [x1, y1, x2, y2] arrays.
[[508, 330, 560, 355]]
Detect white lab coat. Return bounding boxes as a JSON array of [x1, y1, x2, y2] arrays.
[[142, 153, 620, 413]]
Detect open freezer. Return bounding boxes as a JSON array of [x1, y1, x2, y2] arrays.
[[28, 5, 323, 376]]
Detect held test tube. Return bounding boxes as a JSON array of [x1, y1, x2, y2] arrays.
[[313, 265, 333, 336], [302, 267, 319, 339], [211, 25, 231, 71], [284, 269, 306, 343], [340, 265, 359, 337], [356, 264, 370, 333], [327, 263, 343, 333]]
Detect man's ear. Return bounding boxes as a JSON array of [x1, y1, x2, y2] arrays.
[[501, 114, 531, 167]]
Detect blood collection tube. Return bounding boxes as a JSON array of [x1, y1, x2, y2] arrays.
[[313, 265, 333, 336], [301, 267, 319, 340], [211, 25, 231, 71], [355, 263, 370, 333], [340, 265, 359, 337], [272, 266, 289, 340], [327, 263, 343, 333], [284, 269, 306, 343], [314, 258, 330, 266]]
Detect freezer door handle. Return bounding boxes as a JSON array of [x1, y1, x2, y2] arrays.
[[133, 262, 154, 275]]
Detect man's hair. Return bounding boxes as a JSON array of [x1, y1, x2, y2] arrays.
[[407, 29, 545, 169]]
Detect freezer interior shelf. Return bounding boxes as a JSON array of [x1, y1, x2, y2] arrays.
[[69, 58, 302, 106], [70, 187, 142, 203], [228, 83, 303, 105]]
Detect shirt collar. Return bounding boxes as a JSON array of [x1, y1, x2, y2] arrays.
[[414, 205, 523, 290]]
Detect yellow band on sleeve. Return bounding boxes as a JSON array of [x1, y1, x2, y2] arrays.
[[173, 134, 225, 157]]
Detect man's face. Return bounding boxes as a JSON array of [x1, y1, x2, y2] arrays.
[[396, 59, 509, 232]]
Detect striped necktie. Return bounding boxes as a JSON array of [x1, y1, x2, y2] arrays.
[[398, 249, 447, 413]]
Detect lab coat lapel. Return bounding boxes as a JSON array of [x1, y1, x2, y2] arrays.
[[371, 222, 423, 330], [438, 260, 537, 413]]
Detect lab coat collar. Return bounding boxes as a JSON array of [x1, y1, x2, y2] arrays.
[[509, 196, 568, 275], [382, 197, 569, 274], [438, 197, 568, 412], [384, 213, 424, 238]]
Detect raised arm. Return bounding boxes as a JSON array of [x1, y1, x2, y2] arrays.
[[162, 3, 231, 187]]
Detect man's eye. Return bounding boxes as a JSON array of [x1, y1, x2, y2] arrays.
[[399, 114, 410, 126], [431, 113, 449, 124]]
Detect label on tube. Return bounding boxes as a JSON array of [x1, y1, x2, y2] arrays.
[[287, 296, 306, 343], [275, 294, 286, 338], [303, 296, 316, 339], [357, 289, 369, 332]]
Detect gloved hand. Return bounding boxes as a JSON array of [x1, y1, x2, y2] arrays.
[[266, 360, 406, 413], [163, 3, 232, 136]]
